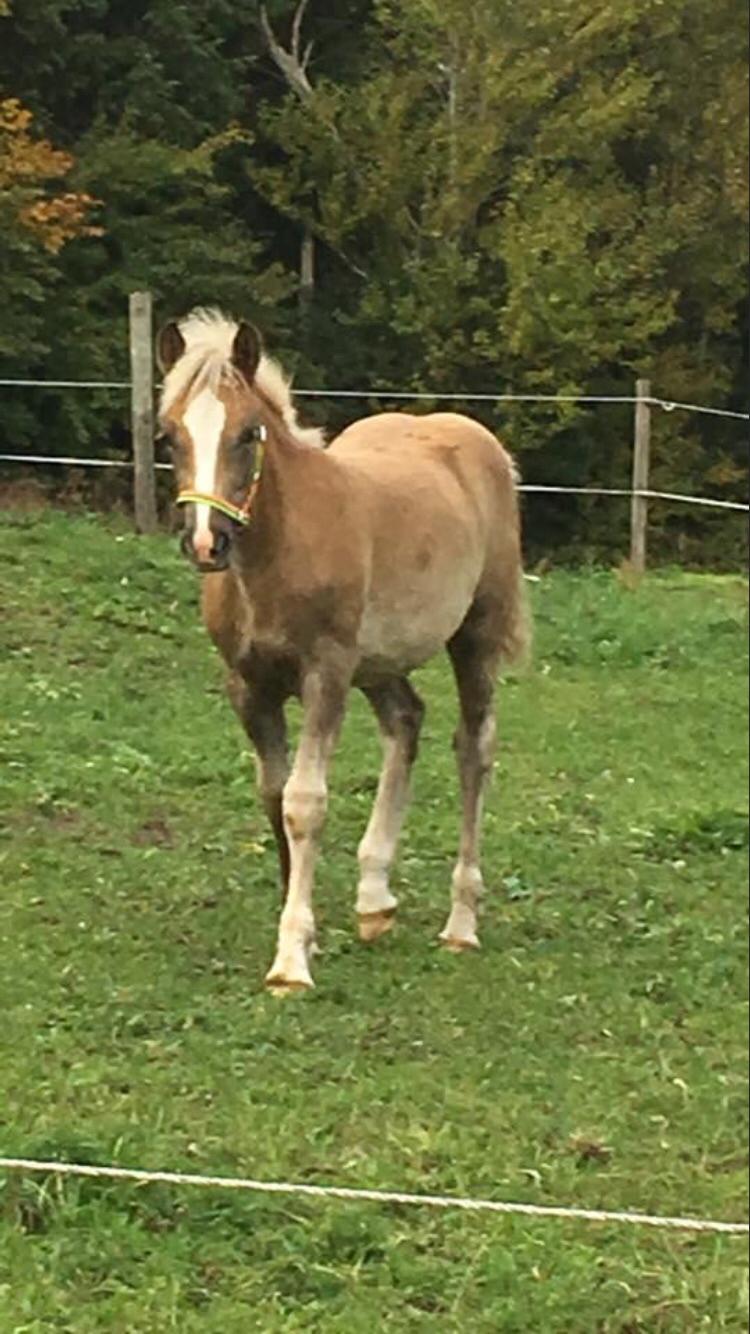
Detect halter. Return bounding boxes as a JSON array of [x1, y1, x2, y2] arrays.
[[175, 425, 266, 528]]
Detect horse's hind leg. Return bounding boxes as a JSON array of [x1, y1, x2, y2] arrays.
[[356, 678, 425, 942], [440, 615, 501, 952]]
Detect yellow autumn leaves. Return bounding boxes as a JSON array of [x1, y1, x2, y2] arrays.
[[0, 97, 101, 253]]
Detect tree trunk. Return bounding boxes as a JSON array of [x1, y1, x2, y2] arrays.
[[300, 228, 315, 309], [260, 3, 316, 311]]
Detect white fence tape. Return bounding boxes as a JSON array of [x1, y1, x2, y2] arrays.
[[0, 1157, 747, 1235], [0, 379, 748, 420], [1, 455, 746, 512]]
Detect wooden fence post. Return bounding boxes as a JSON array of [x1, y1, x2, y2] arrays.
[[630, 377, 651, 573], [129, 291, 158, 534]]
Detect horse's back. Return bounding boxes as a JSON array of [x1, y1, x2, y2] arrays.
[[331, 410, 518, 549], [331, 411, 513, 479]]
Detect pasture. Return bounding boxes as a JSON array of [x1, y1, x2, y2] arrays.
[[0, 509, 747, 1332]]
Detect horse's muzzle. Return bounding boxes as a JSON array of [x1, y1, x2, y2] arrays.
[[180, 524, 232, 573]]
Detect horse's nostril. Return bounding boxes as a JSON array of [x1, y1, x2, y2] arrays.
[[213, 530, 231, 560], [178, 524, 230, 568]]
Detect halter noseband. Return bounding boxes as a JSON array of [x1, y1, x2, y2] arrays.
[[175, 425, 266, 528]]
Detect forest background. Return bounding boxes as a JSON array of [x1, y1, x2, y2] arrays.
[[0, 0, 747, 563]]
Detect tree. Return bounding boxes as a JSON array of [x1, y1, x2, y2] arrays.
[[0, 0, 746, 561], [18, 126, 295, 460], [260, 0, 317, 309], [252, 0, 747, 556], [0, 94, 99, 396], [0, 98, 99, 255]]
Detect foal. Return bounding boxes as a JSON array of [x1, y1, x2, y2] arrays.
[[157, 309, 528, 991]]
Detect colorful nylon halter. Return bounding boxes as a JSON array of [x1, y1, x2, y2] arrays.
[[175, 425, 266, 527]]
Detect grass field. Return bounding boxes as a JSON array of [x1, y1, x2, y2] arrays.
[[0, 509, 747, 1332]]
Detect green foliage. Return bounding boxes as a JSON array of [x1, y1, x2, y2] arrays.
[[2, 126, 294, 457], [0, 0, 746, 560], [0, 512, 747, 1329]]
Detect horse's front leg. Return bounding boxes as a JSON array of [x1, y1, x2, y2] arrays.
[[266, 664, 349, 992], [227, 671, 290, 896]]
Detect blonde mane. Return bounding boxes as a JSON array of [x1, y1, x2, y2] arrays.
[[159, 308, 325, 449]]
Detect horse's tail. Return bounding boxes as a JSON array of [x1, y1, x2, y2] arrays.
[[498, 453, 532, 669], [499, 568, 532, 668]]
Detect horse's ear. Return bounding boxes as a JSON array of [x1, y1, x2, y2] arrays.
[[231, 321, 262, 384], [156, 321, 185, 374]]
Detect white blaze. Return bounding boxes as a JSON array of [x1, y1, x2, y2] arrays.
[[183, 387, 226, 556]]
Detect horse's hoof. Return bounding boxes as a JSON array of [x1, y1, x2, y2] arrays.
[[439, 933, 480, 954], [265, 976, 314, 996], [265, 952, 315, 993], [358, 908, 396, 943]]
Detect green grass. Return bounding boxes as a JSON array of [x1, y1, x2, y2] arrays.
[[0, 509, 747, 1332]]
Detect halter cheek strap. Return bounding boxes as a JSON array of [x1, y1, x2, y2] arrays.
[[175, 428, 266, 527]]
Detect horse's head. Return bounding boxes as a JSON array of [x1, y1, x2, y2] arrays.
[[157, 315, 267, 573]]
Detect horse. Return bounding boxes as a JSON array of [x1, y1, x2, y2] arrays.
[[156, 308, 529, 992]]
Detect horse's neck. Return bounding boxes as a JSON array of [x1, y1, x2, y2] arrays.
[[236, 424, 326, 571]]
